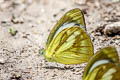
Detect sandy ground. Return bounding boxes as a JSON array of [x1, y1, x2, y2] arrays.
[[0, 0, 120, 80]]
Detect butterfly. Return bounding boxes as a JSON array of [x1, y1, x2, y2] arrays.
[[82, 46, 120, 80], [43, 8, 93, 64]]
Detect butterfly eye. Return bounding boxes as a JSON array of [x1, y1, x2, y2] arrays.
[[44, 8, 94, 64]]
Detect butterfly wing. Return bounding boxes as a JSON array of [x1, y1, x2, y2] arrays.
[[46, 8, 86, 48], [83, 46, 119, 79], [45, 27, 93, 64], [84, 63, 120, 80]]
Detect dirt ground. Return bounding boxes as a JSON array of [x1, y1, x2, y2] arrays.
[[0, 0, 120, 80]]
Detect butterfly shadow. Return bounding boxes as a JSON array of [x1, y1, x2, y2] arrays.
[[42, 66, 73, 70]]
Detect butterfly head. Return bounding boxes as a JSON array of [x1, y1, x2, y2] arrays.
[[44, 50, 54, 62]]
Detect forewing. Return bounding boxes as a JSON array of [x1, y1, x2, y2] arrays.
[[84, 63, 120, 80], [83, 46, 119, 79], [46, 8, 86, 48]]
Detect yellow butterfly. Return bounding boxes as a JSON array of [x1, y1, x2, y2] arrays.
[[44, 8, 93, 64], [82, 46, 120, 80]]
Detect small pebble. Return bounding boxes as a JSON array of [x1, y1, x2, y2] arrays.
[[0, 58, 5, 64], [74, 0, 87, 5]]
